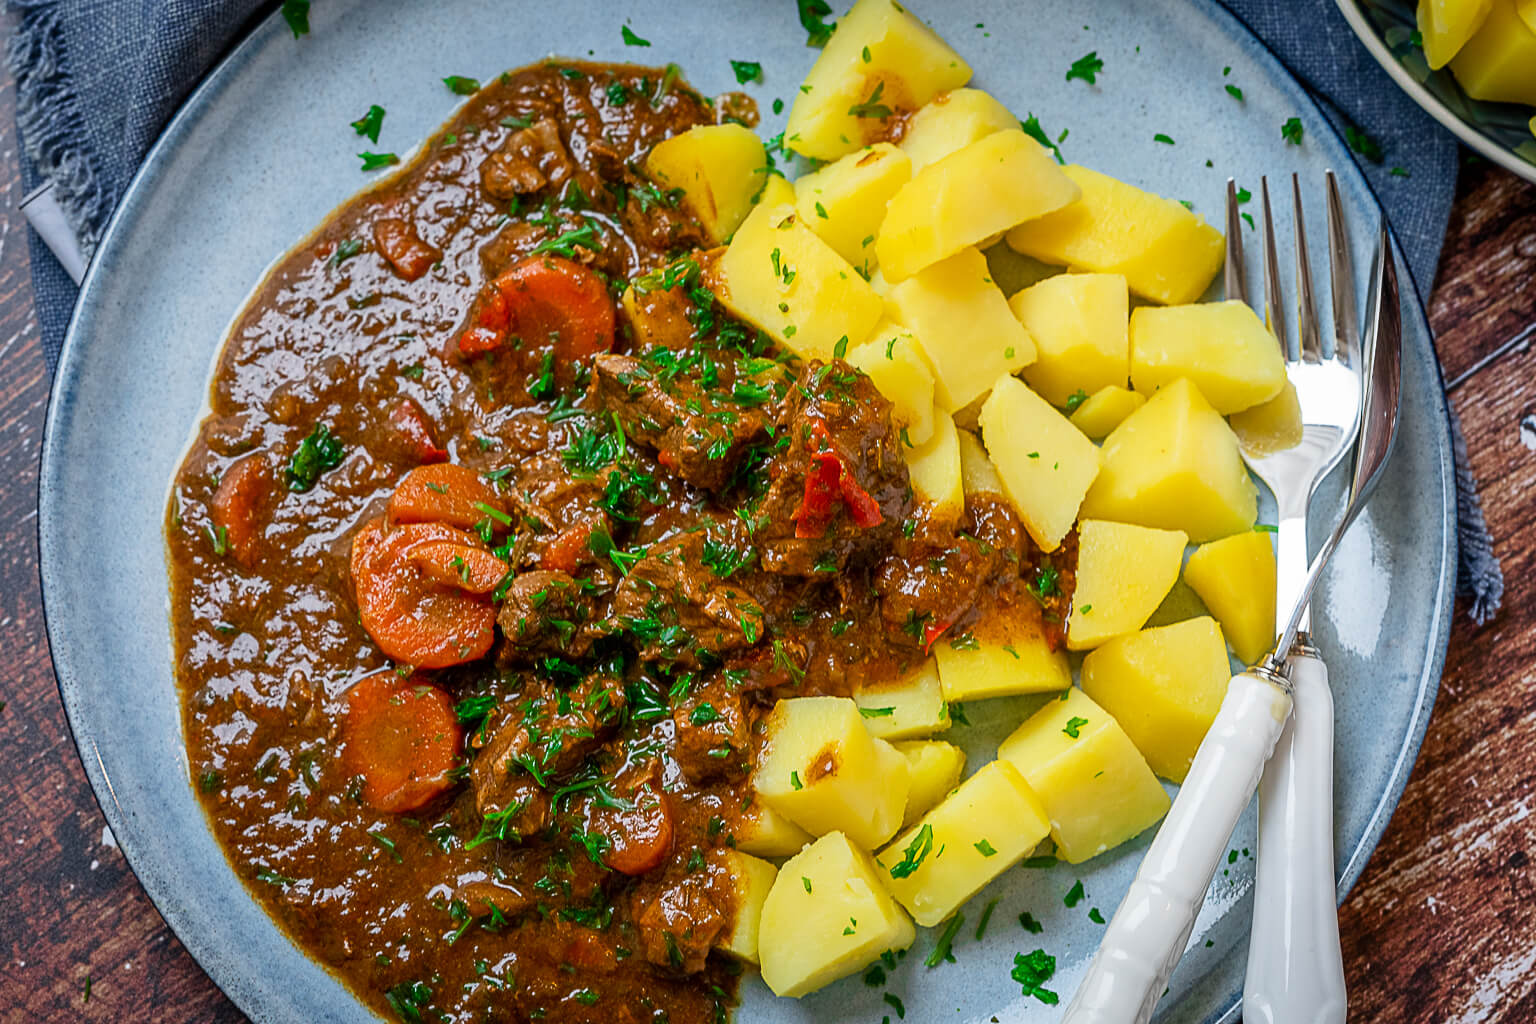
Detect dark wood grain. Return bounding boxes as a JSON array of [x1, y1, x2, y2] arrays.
[[0, 41, 1534, 1024]]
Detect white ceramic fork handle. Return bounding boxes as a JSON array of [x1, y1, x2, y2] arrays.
[[1245, 650, 1347, 1024], [1063, 671, 1292, 1024]]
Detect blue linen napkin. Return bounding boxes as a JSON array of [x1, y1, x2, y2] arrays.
[[5, 0, 1503, 620]]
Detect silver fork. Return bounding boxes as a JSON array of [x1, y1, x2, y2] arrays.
[[1236, 174, 1360, 1024], [1061, 175, 1370, 1024]]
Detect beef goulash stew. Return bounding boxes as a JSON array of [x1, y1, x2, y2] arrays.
[[170, 1, 1267, 1019]]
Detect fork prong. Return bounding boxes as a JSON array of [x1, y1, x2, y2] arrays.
[[1291, 174, 1322, 364], [1326, 170, 1359, 366], [1260, 177, 1289, 358], [1225, 178, 1248, 306]]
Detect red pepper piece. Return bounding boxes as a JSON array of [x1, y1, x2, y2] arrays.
[[791, 421, 884, 538]]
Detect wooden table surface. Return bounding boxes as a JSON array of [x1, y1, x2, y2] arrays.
[[2, 40, 1535, 1024]]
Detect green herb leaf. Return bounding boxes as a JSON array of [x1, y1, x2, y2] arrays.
[[889, 823, 934, 879], [351, 105, 386, 143], [280, 0, 310, 39], [1020, 114, 1065, 164], [731, 60, 763, 84], [1011, 949, 1059, 1004], [359, 151, 400, 171], [621, 25, 651, 46], [975, 839, 998, 857], [285, 423, 345, 492], [1225, 84, 1244, 101], [1281, 116, 1304, 145], [1065, 51, 1104, 85], [925, 913, 965, 966], [797, 0, 836, 47], [1062, 716, 1089, 739], [1064, 878, 1086, 907], [1345, 123, 1384, 163], [1154, 132, 1176, 145], [848, 81, 893, 119], [1019, 910, 1044, 933], [443, 75, 481, 96], [1064, 388, 1090, 413]]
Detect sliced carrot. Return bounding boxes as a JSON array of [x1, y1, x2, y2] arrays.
[[351, 518, 497, 668], [409, 541, 510, 594], [209, 453, 273, 568], [387, 463, 505, 531], [458, 255, 615, 362], [540, 520, 596, 574], [593, 781, 674, 876], [387, 398, 448, 464], [340, 669, 462, 813]]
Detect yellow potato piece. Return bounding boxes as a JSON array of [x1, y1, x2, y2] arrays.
[[934, 612, 1071, 701], [1417, 0, 1493, 68], [1448, 0, 1536, 104], [737, 794, 815, 857], [717, 850, 779, 963], [713, 202, 884, 361], [978, 375, 1102, 551], [847, 324, 938, 446], [997, 687, 1170, 863], [875, 761, 1051, 926], [1005, 164, 1225, 306], [886, 247, 1036, 411], [1229, 378, 1304, 456], [754, 697, 910, 849], [756, 172, 798, 208], [854, 659, 951, 740], [878, 130, 1081, 281], [1080, 378, 1257, 542], [785, 0, 971, 162], [903, 409, 963, 523], [646, 123, 769, 244], [1068, 520, 1189, 651], [1130, 300, 1286, 415], [893, 740, 966, 827], [1080, 617, 1232, 782], [1011, 272, 1130, 406], [795, 143, 912, 272], [1183, 530, 1278, 665], [1069, 385, 1146, 440], [759, 832, 917, 997], [899, 88, 1018, 171], [956, 427, 1004, 495]]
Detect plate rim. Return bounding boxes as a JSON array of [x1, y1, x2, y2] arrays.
[[35, 2, 1458, 1021]]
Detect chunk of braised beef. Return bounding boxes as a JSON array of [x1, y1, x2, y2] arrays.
[[755, 360, 912, 576], [610, 531, 765, 665], [372, 216, 441, 282], [469, 672, 626, 823], [670, 674, 752, 783], [382, 397, 448, 465], [480, 117, 573, 198], [632, 873, 728, 975], [591, 352, 769, 491], [505, 453, 614, 576], [495, 569, 600, 661]]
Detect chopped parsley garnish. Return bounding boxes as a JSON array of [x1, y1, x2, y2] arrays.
[[1154, 132, 1176, 145], [1226, 83, 1245, 101], [1281, 116, 1304, 145], [621, 25, 651, 47], [888, 823, 934, 879], [384, 980, 434, 1023], [701, 536, 756, 578], [606, 82, 630, 107], [858, 705, 895, 718], [797, 0, 836, 47], [359, 151, 399, 171], [443, 75, 481, 96], [530, 220, 602, 259], [1345, 123, 1384, 163], [848, 81, 893, 119], [328, 238, 363, 266], [1064, 388, 1090, 413], [802, 876, 813, 893], [1390, 166, 1410, 178], [1063, 716, 1089, 739], [1064, 879, 1086, 907], [925, 913, 964, 966], [1012, 949, 1059, 1004], [255, 868, 297, 886], [731, 60, 763, 84], [975, 839, 998, 857], [280, 0, 309, 38], [883, 992, 906, 1019], [1089, 907, 1106, 924], [351, 104, 385, 143], [206, 524, 229, 557], [1065, 51, 1104, 84], [1019, 911, 1044, 934], [285, 423, 345, 492], [975, 898, 999, 939], [1021, 114, 1065, 164]]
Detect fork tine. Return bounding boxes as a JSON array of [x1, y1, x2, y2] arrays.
[[1260, 177, 1289, 358], [1225, 178, 1248, 306], [1325, 170, 1358, 366], [1291, 174, 1322, 363]]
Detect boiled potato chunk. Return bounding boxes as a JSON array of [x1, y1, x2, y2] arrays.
[[1230, 379, 1303, 456], [756, 172, 797, 208], [1080, 378, 1257, 542], [886, 247, 1036, 411], [1068, 520, 1189, 651], [646, 123, 769, 245], [1183, 531, 1277, 665], [795, 143, 911, 272], [1448, 0, 1536, 104], [997, 687, 1169, 863], [1011, 272, 1130, 406], [785, 0, 971, 162], [1070, 385, 1146, 440], [934, 612, 1070, 701], [1130, 300, 1286, 415], [899, 88, 1018, 171], [1418, 0, 1493, 67], [978, 375, 1102, 551], [875, 761, 1051, 926], [878, 130, 1081, 282], [1005, 165, 1224, 306], [717, 850, 778, 963], [759, 832, 916, 997], [754, 696, 909, 849], [714, 202, 884, 361], [737, 793, 815, 857], [904, 409, 962, 523], [847, 324, 938, 446], [893, 740, 966, 827], [854, 659, 950, 740], [956, 427, 1004, 495], [1080, 617, 1232, 782]]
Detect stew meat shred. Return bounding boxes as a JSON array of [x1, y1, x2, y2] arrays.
[[168, 61, 1076, 1024]]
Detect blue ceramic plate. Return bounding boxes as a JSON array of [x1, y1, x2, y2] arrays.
[[39, 1, 1455, 1021], [1337, 0, 1536, 185]]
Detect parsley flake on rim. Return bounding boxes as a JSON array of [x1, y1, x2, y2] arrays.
[[443, 75, 481, 96], [1345, 123, 1384, 163], [731, 60, 763, 84], [359, 151, 400, 172], [351, 105, 386, 143], [1021, 114, 1065, 164], [888, 823, 934, 879], [1012, 949, 1059, 1005], [1153, 132, 1176, 145], [1065, 51, 1104, 85], [620, 25, 651, 47], [797, 0, 836, 48], [1281, 116, 1304, 145], [1225, 83, 1244, 101], [280, 0, 310, 38]]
